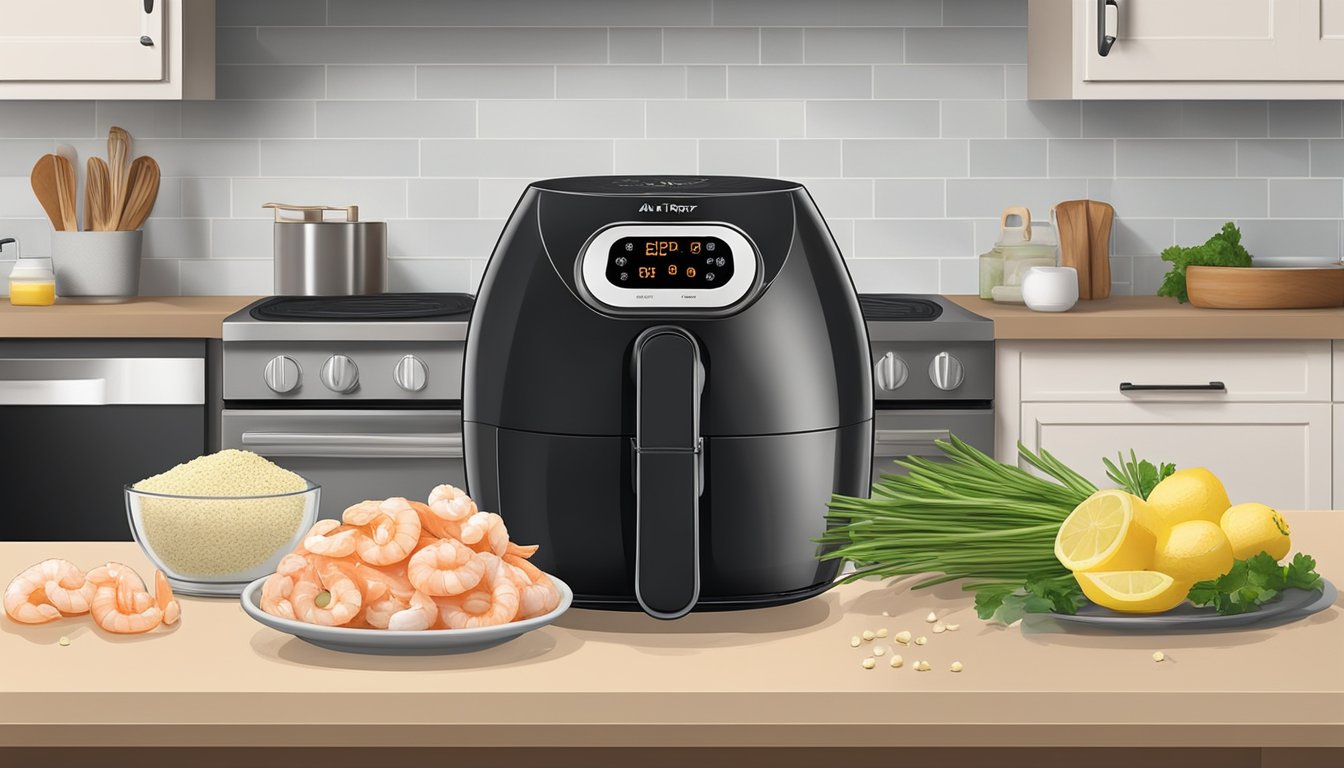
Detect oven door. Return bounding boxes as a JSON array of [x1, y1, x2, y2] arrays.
[[220, 409, 465, 521], [872, 408, 994, 483]]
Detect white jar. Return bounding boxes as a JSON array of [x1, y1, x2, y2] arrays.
[[1021, 266, 1079, 313]]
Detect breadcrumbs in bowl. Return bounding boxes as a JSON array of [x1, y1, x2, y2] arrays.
[[126, 450, 320, 597]]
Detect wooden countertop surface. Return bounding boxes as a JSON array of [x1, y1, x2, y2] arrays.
[[0, 296, 258, 338], [1, 512, 1340, 751], [946, 295, 1344, 340]]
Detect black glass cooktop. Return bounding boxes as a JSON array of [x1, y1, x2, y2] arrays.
[[858, 295, 944, 322], [250, 293, 475, 322]]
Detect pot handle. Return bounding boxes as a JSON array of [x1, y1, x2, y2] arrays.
[[263, 202, 359, 223], [630, 326, 704, 620]]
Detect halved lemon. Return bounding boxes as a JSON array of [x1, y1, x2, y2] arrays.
[[1076, 570, 1191, 614], [1054, 489, 1156, 572]]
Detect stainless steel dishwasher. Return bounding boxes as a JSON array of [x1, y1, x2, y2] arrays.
[[0, 340, 208, 541]]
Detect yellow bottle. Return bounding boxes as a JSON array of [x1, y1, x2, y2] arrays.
[[4, 238, 56, 307]]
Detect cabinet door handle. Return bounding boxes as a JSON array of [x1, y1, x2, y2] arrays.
[[1119, 381, 1226, 393], [140, 0, 156, 47], [1098, 0, 1119, 56]]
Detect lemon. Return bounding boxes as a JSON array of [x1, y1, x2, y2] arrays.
[[1220, 503, 1292, 561], [1076, 570, 1192, 614], [1144, 467, 1231, 529], [1152, 520, 1235, 582], [1054, 489, 1156, 572]]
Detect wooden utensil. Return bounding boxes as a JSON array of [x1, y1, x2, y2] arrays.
[[1187, 266, 1344, 309], [118, 156, 160, 231], [30, 154, 66, 230], [107, 126, 131, 227], [52, 154, 78, 232], [1087, 200, 1115, 299], [1052, 199, 1092, 299], [85, 157, 111, 232]]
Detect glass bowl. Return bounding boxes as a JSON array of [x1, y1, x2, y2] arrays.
[[125, 482, 320, 597]]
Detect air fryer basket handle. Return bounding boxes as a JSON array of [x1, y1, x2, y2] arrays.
[[631, 326, 705, 620]]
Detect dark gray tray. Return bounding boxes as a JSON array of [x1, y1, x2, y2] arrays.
[[1042, 579, 1337, 632]]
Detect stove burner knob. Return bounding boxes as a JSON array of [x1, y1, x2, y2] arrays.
[[321, 355, 360, 394], [394, 355, 428, 393], [263, 355, 301, 394], [929, 351, 964, 391], [874, 352, 908, 391]]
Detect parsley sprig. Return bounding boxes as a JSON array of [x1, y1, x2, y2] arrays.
[[1187, 552, 1325, 615]]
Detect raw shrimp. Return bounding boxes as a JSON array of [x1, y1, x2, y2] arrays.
[[302, 519, 358, 558], [154, 570, 181, 626], [387, 590, 438, 631], [363, 594, 410, 629], [260, 571, 299, 620], [428, 484, 477, 522], [90, 572, 163, 634], [291, 563, 362, 627], [504, 553, 561, 619], [407, 538, 485, 596], [85, 561, 144, 590], [436, 554, 520, 629], [344, 497, 422, 566], [507, 542, 539, 560], [352, 561, 416, 601], [460, 511, 510, 556], [4, 559, 87, 624]]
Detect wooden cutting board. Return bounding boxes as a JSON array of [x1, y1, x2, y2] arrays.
[[1187, 266, 1344, 309], [1087, 199, 1114, 299], [1053, 199, 1091, 298]]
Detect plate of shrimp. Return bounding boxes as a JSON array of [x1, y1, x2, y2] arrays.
[[239, 484, 572, 655]]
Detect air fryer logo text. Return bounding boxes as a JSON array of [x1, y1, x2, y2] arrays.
[[638, 202, 698, 214]]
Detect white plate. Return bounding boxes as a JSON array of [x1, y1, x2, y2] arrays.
[[240, 574, 573, 655]]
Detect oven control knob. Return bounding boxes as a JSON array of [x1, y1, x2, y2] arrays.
[[321, 355, 360, 393], [394, 355, 428, 393], [263, 355, 301, 394], [874, 352, 908, 391], [929, 351, 964, 391]]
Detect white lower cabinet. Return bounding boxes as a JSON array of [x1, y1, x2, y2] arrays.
[[1334, 405, 1344, 509], [1020, 401, 1332, 510]]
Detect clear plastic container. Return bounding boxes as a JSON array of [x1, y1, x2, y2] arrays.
[[4, 238, 56, 307], [979, 207, 1057, 303]]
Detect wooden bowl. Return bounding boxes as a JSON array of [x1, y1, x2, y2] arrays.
[[1186, 265, 1344, 309]]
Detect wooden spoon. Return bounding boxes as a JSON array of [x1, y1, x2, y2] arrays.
[[107, 126, 131, 227], [86, 157, 111, 231], [30, 154, 65, 230], [52, 154, 78, 232], [118, 156, 160, 231]]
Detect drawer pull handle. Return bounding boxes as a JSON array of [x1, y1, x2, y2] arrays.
[[1098, 0, 1118, 56], [1119, 381, 1226, 393]]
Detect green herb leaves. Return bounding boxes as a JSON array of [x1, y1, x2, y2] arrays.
[[974, 575, 1085, 625], [1186, 552, 1325, 615], [1156, 222, 1253, 304], [1102, 450, 1175, 500]]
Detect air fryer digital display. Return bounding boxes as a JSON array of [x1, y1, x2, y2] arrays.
[[605, 236, 735, 289]]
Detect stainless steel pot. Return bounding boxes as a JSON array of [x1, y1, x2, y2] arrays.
[[265, 203, 386, 295]]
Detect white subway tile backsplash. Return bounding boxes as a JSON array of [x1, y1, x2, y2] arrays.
[[417, 66, 554, 99], [328, 0, 713, 28], [844, 140, 969, 178], [260, 140, 418, 177], [0, 102, 93, 138], [216, 66, 326, 100], [1005, 101, 1079, 138], [779, 139, 842, 177], [698, 140, 778, 176], [610, 29, 664, 65], [729, 66, 872, 99], [943, 0, 1027, 27], [647, 101, 804, 138], [317, 101, 475, 138], [945, 178, 1088, 219], [1269, 102, 1344, 138], [408, 180, 479, 219], [387, 259, 473, 293], [210, 219, 272, 259], [940, 257, 980, 294], [0, 177, 48, 218], [970, 139, 1047, 178], [1048, 139, 1114, 178], [874, 65, 1005, 100], [803, 29, 904, 64], [686, 66, 728, 98], [142, 219, 210, 260], [96, 102, 182, 139], [662, 29, 760, 64], [477, 180, 533, 219], [558, 66, 687, 99], [243, 28, 609, 65], [1109, 179, 1268, 219], [479, 100, 644, 138], [1269, 179, 1344, 219], [1237, 140, 1311, 178], [421, 139, 613, 177], [874, 179, 946, 218], [807, 101, 939, 138], [217, 0, 327, 27], [613, 140, 699, 174], [1181, 102, 1268, 138], [855, 220, 975, 260], [181, 259, 273, 294], [182, 101, 315, 139], [138, 259, 180, 296], [941, 101, 1005, 139], [803, 179, 873, 219], [1116, 140, 1236, 178], [1131, 255, 1168, 295], [1113, 219, 1174, 256], [845, 257, 940, 293], [1312, 140, 1344, 177], [761, 29, 804, 64], [233, 179, 408, 220], [0, 140, 59, 176], [180, 178, 232, 219], [714, 0, 941, 28], [328, 66, 417, 100], [1238, 219, 1341, 261], [1081, 102, 1182, 138], [905, 28, 1028, 65]]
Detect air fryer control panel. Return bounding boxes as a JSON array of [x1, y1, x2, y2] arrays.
[[579, 224, 759, 310]]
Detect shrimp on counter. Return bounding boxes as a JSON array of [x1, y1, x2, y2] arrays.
[[154, 570, 181, 626], [344, 497, 422, 566], [407, 538, 485, 596], [90, 572, 163, 634], [436, 554, 520, 629], [4, 559, 91, 624], [504, 553, 562, 620]]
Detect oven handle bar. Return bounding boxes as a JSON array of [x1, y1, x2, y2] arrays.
[[240, 431, 464, 458], [0, 378, 107, 406], [873, 428, 952, 457]]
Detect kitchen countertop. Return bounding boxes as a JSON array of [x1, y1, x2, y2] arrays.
[[2, 512, 1340, 761], [947, 295, 1344, 340], [0, 296, 258, 338]]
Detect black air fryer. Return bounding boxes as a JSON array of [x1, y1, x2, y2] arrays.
[[464, 176, 872, 619]]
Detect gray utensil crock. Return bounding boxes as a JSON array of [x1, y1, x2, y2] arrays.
[[51, 230, 142, 303]]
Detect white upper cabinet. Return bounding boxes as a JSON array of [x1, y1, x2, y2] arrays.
[[0, 0, 214, 99], [1029, 0, 1344, 99]]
